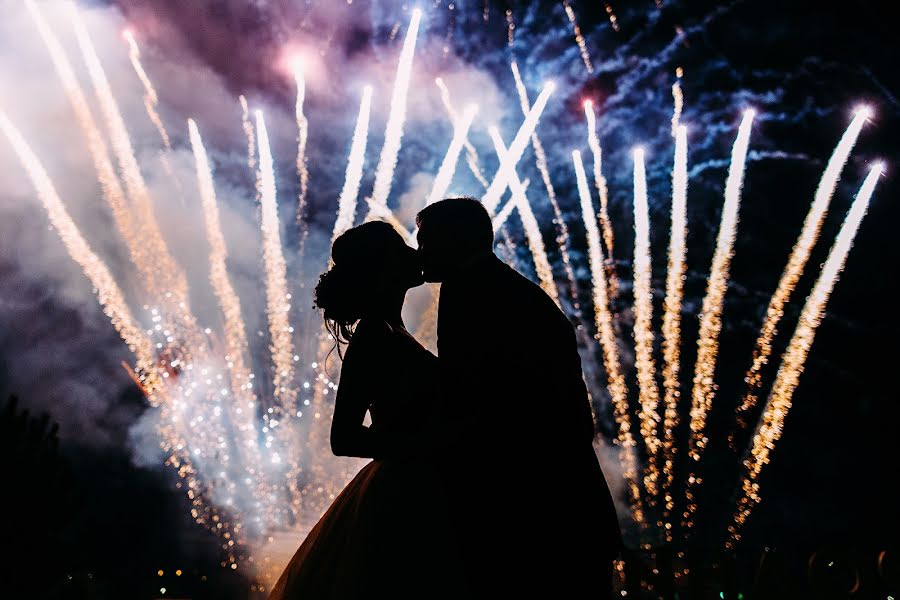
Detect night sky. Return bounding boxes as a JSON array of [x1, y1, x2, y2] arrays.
[[1, 0, 898, 597]]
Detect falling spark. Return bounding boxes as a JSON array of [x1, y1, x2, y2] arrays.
[[562, 0, 594, 73], [684, 110, 755, 527], [632, 148, 662, 500], [435, 77, 490, 189], [427, 103, 478, 205], [734, 107, 870, 433], [239, 95, 256, 171], [25, 1, 156, 296], [727, 163, 883, 548], [489, 128, 558, 302], [573, 150, 644, 524], [0, 108, 159, 394], [584, 100, 618, 295], [293, 59, 311, 258], [511, 62, 579, 309], [333, 86, 373, 242], [68, 3, 189, 305], [505, 8, 516, 46], [368, 9, 422, 212], [661, 125, 689, 538], [482, 81, 555, 213], [605, 3, 620, 32]]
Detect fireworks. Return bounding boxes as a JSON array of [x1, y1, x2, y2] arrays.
[[661, 125, 689, 538], [5, 3, 887, 570], [734, 107, 871, 433], [727, 162, 883, 548], [573, 150, 644, 524], [683, 109, 755, 528], [512, 62, 580, 310], [482, 81, 556, 214], [428, 103, 478, 205], [368, 9, 422, 213], [562, 0, 594, 73]]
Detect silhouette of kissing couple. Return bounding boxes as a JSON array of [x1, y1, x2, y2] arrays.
[[269, 197, 622, 599]]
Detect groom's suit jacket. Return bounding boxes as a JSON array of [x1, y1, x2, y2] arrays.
[[437, 253, 622, 595]]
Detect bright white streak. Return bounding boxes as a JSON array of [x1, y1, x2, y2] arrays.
[[632, 148, 662, 500], [661, 125, 689, 535], [293, 60, 310, 253], [482, 82, 556, 213], [333, 86, 374, 242], [671, 81, 684, 136], [239, 95, 256, 171], [727, 163, 883, 547], [435, 77, 490, 189], [511, 62, 579, 306], [428, 103, 478, 205], [0, 108, 159, 396], [25, 1, 157, 295], [489, 128, 558, 302], [736, 108, 870, 429], [573, 150, 644, 524], [368, 9, 422, 212], [684, 110, 755, 527], [68, 3, 189, 303]]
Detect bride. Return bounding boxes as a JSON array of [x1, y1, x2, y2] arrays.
[[268, 221, 464, 599]]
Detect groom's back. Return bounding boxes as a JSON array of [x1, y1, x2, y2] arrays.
[[437, 255, 621, 595]]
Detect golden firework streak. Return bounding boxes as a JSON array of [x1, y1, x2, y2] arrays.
[[488, 128, 558, 302], [726, 163, 883, 548], [333, 86, 374, 242], [632, 148, 663, 501], [735, 108, 870, 431], [584, 100, 619, 296], [683, 110, 755, 528], [661, 125, 689, 538], [573, 150, 644, 525], [511, 62, 580, 309]]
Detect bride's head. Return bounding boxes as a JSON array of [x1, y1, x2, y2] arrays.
[[314, 221, 423, 344]]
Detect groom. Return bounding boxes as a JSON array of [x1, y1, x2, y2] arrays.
[[416, 197, 623, 597]]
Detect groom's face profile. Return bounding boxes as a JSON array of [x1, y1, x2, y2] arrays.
[[416, 222, 447, 283]]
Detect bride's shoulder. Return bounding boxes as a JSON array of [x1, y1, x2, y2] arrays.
[[350, 319, 394, 349]]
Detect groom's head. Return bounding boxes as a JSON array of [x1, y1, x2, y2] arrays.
[[416, 197, 494, 282]]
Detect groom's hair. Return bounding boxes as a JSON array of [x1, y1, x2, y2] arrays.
[[416, 197, 493, 254]]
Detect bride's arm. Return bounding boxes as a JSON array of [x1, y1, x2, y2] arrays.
[[329, 324, 387, 458]]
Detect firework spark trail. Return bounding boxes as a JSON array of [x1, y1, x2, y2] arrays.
[[239, 95, 256, 171], [368, 9, 422, 213], [188, 119, 268, 487], [726, 163, 883, 548], [123, 29, 172, 150], [255, 111, 304, 516], [68, 4, 189, 305], [482, 82, 556, 214], [584, 101, 619, 295], [683, 110, 755, 528], [632, 148, 663, 501], [427, 103, 478, 205], [573, 150, 644, 524], [0, 108, 159, 393], [511, 62, 580, 310], [661, 125, 689, 538], [293, 60, 311, 259], [734, 107, 870, 433], [333, 86, 374, 243], [24, 1, 159, 296], [562, 0, 594, 73], [435, 77, 490, 189], [489, 128, 558, 302]]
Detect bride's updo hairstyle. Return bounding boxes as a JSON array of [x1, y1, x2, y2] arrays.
[[314, 221, 413, 348]]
